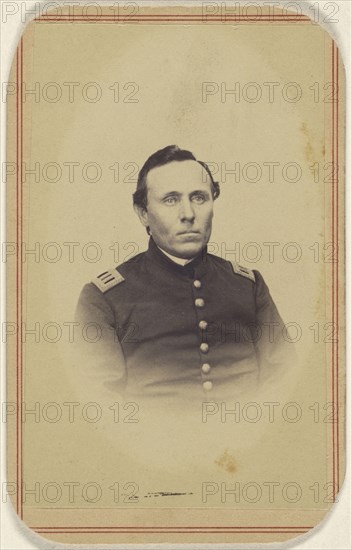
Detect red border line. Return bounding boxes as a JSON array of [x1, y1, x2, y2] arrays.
[[331, 39, 335, 502], [34, 18, 311, 23], [331, 40, 340, 501], [36, 15, 310, 19], [16, 14, 340, 534], [34, 529, 310, 535], [30, 525, 313, 530], [34, 13, 309, 18], [34, 14, 311, 23], [36, 14, 310, 18], [336, 40, 339, 493], [16, 37, 24, 519], [15, 41, 19, 518], [20, 36, 24, 521]]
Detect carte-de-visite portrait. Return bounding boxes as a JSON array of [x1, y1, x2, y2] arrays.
[[5, 2, 346, 546], [75, 143, 296, 405]]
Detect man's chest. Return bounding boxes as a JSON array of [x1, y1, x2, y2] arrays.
[[109, 268, 257, 346]]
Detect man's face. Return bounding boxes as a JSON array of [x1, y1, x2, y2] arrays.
[[136, 160, 214, 259]]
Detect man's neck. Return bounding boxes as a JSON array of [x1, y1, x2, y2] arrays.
[[157, 246, 194, 266]]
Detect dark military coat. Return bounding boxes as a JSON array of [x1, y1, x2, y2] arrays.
[[75, 238, 291, 402]]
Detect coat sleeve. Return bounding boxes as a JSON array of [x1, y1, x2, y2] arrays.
[[253, 270, 296, 384], [69, 283, 127, 403]]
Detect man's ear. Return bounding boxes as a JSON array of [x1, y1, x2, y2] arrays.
[[133, 204, 149, 228]]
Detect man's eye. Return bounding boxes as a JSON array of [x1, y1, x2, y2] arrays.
[[192, 194, 206, 204], [164, 196, 177, 205]]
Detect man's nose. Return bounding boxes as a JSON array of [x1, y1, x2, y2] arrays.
[[179, 198, 195, 222]]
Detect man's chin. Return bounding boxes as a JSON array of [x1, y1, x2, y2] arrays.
[[173, 242, 204, 260]]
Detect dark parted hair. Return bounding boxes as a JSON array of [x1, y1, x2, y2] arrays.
[[133, 145, 220, 210]]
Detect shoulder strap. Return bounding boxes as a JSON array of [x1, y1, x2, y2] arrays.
[[92, 268, 125, 293], [230, 261, 255, 283]]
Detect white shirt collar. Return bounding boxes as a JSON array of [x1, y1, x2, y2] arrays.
[[157, 246, 194, 266]]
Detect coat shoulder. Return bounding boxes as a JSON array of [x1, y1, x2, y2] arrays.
[[91, 251, 146, 294], [230, 261, 256, 283], [208, 254, 256, 283], [91, 268, 125, 294]]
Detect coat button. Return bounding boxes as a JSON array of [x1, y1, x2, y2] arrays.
[[199, 320, 208, 330], [201, 363, 211, 374], [203, 380, 213, 391], [200, 343, 209, 353], [193, 280, 202, 289], [195, 298, 205, 308]]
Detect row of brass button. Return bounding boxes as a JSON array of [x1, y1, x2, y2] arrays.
[[193, 279, 213, 392]]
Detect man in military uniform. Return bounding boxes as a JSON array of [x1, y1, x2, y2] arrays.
[[75, 145, 293, 403]]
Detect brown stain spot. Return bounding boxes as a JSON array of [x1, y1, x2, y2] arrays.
[[300, 122, 308, 136], [300, 122, 316, 164], [214, 449, 237, 474], [300, 123, 326, 164]]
